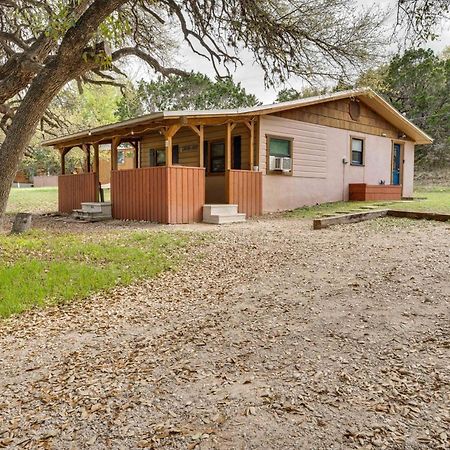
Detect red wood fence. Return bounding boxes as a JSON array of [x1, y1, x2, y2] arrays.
[[111, 166, 205, 224], [58, 173, 97, 213], [349, 183, 402, 201], [226, 170, 263, 218]]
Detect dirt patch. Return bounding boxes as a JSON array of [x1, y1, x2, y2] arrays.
[[0, 217, 449, 449]]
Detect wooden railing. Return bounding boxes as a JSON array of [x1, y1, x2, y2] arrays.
[[111, 166, 205, 224], [226, 170, 263, 218], [58, 173, 97, 213]]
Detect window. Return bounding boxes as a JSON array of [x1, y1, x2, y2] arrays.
[[210, 142, 225, 173], [172, 145, 179, 165], [269, 137, 291, 158], [150, 149, 166, 166], [351, 138, 364, 165]]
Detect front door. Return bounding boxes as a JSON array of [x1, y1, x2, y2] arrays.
[[392, 143, 402, 185]]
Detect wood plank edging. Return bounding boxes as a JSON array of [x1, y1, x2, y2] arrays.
[[313, 210, 389, 230], [313, 209, 450, 230]]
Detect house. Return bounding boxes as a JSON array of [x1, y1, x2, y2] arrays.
[[42, 88, 432, 224]]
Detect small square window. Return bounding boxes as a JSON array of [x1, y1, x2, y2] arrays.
[[351, 138, 364, 165], [269, 138, 291, 158], [210, 142, 225, 173]]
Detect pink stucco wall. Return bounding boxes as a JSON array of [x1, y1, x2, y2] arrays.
[[259, 115, 415, 212]]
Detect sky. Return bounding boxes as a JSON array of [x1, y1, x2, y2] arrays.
[[129, 0, 450, 105]]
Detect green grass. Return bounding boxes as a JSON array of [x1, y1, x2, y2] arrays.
[[6, 187, 58, 214], [286, 187, 450, 219], [0, 230, 186, 318]]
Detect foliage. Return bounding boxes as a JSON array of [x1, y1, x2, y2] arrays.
[[0, 229, 185, 318], [116, 73, 260, 120], [357, 48, 450, 168], [275, 86, 329, 103]]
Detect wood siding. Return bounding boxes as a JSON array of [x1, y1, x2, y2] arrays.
[[273, 98, 407, 141], [111, 166, 205, 224], [349, 183, 402, 201], [140, 124, 252, 170], [58, 173, 97, 213], [227, 170, 262, 218], [260, 115, 327, 178]]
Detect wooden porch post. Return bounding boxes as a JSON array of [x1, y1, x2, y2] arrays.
[[83, 144, 91, 173], [199, 125, 204, 168], [245, 120, 255, 171], [226, 122, 232, 171], [111, 137, 120, 171], [133, 140, 139, 168], [60, 147, 66, 175], [93, 143, 100, 201], [165, 125, 181, 167]]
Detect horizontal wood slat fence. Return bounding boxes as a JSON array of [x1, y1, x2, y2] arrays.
[[111, 166, 205, 224], [227, 170, 263, 218], [349, 183, 402, 201], [58, 173, 97, 213]]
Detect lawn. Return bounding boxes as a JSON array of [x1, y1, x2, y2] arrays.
[[0, 230, 186, 318], [287, 187, 450, 218], [6, 187, 58, 214]]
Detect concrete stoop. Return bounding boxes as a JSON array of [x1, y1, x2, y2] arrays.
[[72, 202, 112, 222], [203, 204, 246, 224]]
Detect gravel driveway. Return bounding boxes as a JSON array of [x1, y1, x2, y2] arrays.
[[0, 217, 449, 449]]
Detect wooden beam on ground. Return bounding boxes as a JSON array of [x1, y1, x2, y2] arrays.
[[387, 210, 450, 222], [313, 210, 389, 230]]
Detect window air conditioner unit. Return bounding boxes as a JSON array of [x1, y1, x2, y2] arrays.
[[269, 156, 291, 172]]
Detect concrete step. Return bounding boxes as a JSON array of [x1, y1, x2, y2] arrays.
[[72, 209, 111, 222], [203, 204, 239, 219], [81, 202, 112, 215], [203, 213, 246, 225]]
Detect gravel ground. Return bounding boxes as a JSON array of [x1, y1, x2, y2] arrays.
[[0, 216, 449, 450]]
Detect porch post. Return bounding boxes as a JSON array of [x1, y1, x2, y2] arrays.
[[133, 140, 139, 168], [249, 120, 255, 171], [83, 144, 91, 173], [111, 137, 120, 171], [199, 125, 204, 168], [93, 143, 100, 201], [226, 122, 232, 171], [60, 147, 66, 175], [164, 125, 181, 167]]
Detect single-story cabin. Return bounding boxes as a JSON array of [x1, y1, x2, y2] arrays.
[[42, 88, 432, 224]]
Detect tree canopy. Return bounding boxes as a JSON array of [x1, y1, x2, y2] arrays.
[[116, 73, 260, 121]]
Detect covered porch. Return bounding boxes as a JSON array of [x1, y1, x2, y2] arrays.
[[54, 114, 263, 224]]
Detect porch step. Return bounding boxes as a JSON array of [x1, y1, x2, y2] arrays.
[[72, 202, 112, 222], [203, 204, 246, 225]]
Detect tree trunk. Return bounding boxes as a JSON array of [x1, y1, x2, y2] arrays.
[[0, 0, 127, 218]]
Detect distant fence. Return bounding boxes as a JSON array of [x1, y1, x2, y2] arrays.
[[33, 175, 59, 188]]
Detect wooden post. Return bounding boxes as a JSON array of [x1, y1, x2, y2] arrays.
[[93, 143, 100, 202], [83, 144, 91, 173], [111, 137, 120, 171], [249, 120, 255, 171], [199, 125, 204, 168], [164, 125, 181, 167], [133, 140, 139, 169], [93, 143, 100, 174], [226, 122, 232, 171], [60, 148, 66, 175]]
